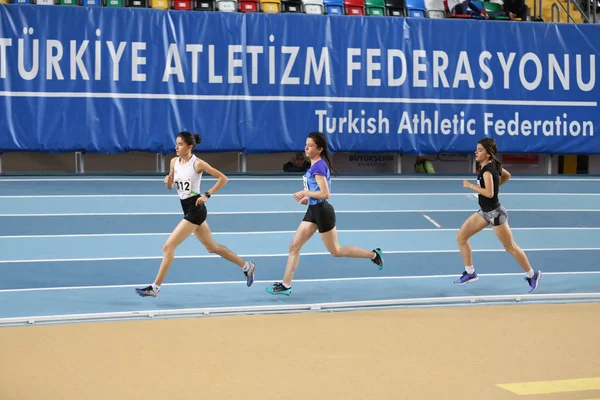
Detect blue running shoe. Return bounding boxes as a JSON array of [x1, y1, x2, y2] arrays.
[[266, 282, 291, 296], [454, 271, 478, 285], [372, 248, 385, 271], [244, 262, 256, 287], [135, 285, 159, 297], [525, 270, 542, 293]]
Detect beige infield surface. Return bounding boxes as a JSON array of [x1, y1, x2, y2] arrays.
[[1, 302, 599, 400]]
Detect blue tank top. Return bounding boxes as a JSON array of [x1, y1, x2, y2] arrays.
[[303, 159, 331, 206]]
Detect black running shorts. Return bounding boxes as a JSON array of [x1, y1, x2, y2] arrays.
[[180, 195, 208, 226], [303, 201, 336, 233]]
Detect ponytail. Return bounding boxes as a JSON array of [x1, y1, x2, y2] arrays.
[[307, 131, 338, 176], [322, 151, 339, 177], [492, 156, 502, 173]]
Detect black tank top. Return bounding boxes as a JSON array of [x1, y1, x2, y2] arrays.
[[477, 163, 501, 212]]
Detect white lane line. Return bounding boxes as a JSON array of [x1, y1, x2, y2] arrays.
[[1, 271, 599, 293], [422, 214, 442, 228]]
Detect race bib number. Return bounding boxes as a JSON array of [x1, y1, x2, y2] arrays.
[[175, 178, 192, 195], [302, 176, 308, 191]]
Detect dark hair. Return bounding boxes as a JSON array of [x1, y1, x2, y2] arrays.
[[478, 138, 502, 172], [307, 131, 338, 176], [177, 131, 201, 147]]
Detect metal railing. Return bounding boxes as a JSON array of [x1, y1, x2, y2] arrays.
[[568, 0, 593, 22], [586, 0, 597, 22], [551, 0, 597, 22], [552, 2, 562, 20], [533, 0, 543, 19]]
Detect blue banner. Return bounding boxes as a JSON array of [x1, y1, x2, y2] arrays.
[[0, 6, 599, 154]]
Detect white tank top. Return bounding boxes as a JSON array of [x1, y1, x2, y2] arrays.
[[173, 155, 203, 200]]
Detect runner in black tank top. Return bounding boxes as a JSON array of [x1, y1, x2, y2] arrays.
[[477, 163, 500, 212], [454, 138, 542, 294]]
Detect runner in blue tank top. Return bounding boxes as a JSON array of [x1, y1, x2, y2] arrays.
[[267, 132, 385, 296], [303, 159, 330, 205]]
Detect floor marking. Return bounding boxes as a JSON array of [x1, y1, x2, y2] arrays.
[[422, 214, 442, 228], [3, 177, 600, 182], [1, 272, 599, 293], [1, 292, 599, 326], [2, 192, 600, 199], [2, 209, 600, 217], [2, 248, 600, 264], [497, 377, 600, 395], [4, 226, 600, 239]]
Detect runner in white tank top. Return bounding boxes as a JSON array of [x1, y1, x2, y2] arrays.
[[173, 154, 202, 200], [135, 131, 256, 298]]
